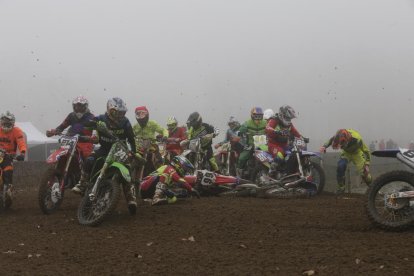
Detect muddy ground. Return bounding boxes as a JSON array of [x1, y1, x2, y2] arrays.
[[1, 179, 414, 276]]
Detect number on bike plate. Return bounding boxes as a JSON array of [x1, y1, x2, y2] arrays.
[[403, 150, 414, 159], [200, 170, 216, 186]]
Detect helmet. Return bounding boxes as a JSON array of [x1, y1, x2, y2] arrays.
[[263, 109, 275, 120], [278, 105, 296, 126], [332, 129, 352, 149], [1, 111, 15, 132], [170, 155, 195, 177], [167, 116, 178, 131], [250, 107, 264, 121], [135, 106, 149, 125], [186, 112, 202, 129], [72, 95, 89, 119], [227, 116, 240, 130], [106, 97, 127, 122]]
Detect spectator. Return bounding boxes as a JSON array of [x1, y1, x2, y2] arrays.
[[378, 139, 385, 150], [369, 141, 376, 152]]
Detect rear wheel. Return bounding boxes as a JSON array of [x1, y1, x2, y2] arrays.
[[77, 178, 121, 226], [38, 168, 64, 214], [365, 170, 414, 231]]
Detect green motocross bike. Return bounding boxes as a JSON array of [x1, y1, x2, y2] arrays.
[[77, 134, 137, 226]]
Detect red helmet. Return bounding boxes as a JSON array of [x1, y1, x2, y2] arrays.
[[135, 106, 149, 119], [135, 106, 149, 125], [332, 129, 352, 149]]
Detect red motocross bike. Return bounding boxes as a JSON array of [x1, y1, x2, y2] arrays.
[[38, 134, 86, 214]]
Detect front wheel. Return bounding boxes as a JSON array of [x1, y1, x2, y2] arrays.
[[303, 161, 325, 195], [77, 178, 121, 226], [38, 168, 64, 215], [365, 170, 414, 231]]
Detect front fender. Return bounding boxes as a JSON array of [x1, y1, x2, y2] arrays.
[[302, 151, 322, 159], [110, 162, 131, 182]]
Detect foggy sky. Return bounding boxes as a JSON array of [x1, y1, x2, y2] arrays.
[[1, 0, 414, 149]]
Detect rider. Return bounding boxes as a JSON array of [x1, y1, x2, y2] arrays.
[[46, 95, 95, 158], [214, 116, 243, 175], [72, 97, 138, 212], [265, 105, 302, 165], [263, 109, 275, 122], [133, 106, 168, 175], [185, 112, 220, 172], [140, 155, 199, 205], [320, 129, 372, 194], [236, 107, 267, 178], [165, 116, 187, 158], [0, 111, 27, 200], [214, 116, 243, 153]]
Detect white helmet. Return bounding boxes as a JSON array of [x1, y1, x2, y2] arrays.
[[263, 109, 275, 120], [0, 111, 15, 132], [72, 95, 89, 119]]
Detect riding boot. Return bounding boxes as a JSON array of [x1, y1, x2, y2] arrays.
[[336, 176, 346, 195], [123, 183, 137, 215], [72, 171, 89, 195], [151, 182, 167, 206]]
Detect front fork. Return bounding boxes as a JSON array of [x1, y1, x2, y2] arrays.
[[89, 162, 109, 201]]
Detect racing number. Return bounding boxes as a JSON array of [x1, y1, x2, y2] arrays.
[[403, 150, 414, 159], [201, 171, 215, 186]]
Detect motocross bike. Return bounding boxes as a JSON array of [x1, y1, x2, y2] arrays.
[[136, 138, 164, 181], [38, 134, 85, 214], [77, 127, 138, 226], [0, 149, 14, 211], [239, 134, 269, 181], [215, 142, 239, 176], [365, 148, 414, 231], [181, 134, 214, 171], [184, 169, 250, 196], [224, 136, 325, 198]]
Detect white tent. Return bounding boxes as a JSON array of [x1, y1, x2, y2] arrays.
[[15, 122, 59, 161]]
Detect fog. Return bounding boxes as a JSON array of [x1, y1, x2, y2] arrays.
[[1, 0, 414, 149]]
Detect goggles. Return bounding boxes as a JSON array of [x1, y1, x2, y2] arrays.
[[135, 110, 148, 119], [252, 114, 263, 120]]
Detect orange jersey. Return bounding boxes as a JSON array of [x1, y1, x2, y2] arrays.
[[0, 127, 27, 154]]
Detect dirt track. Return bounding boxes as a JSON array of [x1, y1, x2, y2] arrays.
[[1, 185, 414, 275]]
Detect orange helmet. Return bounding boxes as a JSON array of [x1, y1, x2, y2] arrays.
[[332, 129, 352, 149]]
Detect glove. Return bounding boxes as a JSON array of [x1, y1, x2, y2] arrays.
[[214, 144, 221, 149], [96, 121, 107, 132], [46, 129, 56, 137], [90, 135, 99, 144], [213, 127, 220, 137], [275, 129, 289, 136], [190, 188, 200, 199], [16, 153, 25, 161], [180, 140, 189, 148], [231, 136, 241, 143], [319, 146, 326, 153]]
